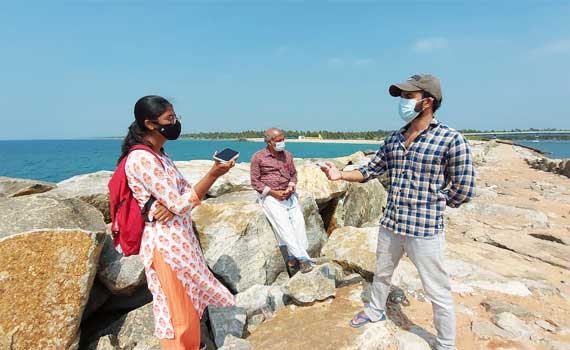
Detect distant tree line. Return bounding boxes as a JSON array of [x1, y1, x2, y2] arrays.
[[460, 127, 563, 133], [182, 129, 392, 140], [182, 128, 569, 141]]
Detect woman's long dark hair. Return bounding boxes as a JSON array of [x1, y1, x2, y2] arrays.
[[118, 95, 172, 164]]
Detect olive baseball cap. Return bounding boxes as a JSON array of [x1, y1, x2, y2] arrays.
[[389, 74, 442, 103]]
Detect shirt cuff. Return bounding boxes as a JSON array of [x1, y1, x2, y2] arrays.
[[188, 187, 201, 208], [261, 186, 271, 198], [358, 166, 370, 182], [442, 190, 457, 208]]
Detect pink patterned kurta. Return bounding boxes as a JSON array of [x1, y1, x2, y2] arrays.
[[125, 149, 235, 339]]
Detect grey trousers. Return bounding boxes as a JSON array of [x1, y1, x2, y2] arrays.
[[364, 226, 456, 350]]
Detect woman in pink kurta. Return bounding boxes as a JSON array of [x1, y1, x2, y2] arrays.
[[118, 95, 236, 350]]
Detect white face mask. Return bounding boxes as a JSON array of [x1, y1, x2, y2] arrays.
[[274, 141, 286, 152], [398, 97, 424, 123]]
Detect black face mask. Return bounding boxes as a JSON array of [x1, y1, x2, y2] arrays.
[[153, 120, 182, 140]]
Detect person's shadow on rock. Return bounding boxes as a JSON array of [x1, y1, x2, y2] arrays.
[[361, 285, 436, 346]]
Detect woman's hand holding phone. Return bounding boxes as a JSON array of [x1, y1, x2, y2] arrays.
[[209, 151, 239, 178]]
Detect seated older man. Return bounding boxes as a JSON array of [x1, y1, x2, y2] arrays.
[[250, 128, 313, 274]]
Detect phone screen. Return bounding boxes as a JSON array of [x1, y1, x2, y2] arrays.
[[215, 148, 239, 162]]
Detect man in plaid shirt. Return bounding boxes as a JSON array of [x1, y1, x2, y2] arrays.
[[321, 74, 475, 350]]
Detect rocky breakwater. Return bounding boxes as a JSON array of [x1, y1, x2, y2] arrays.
[[527, 156, 570, 179], [3, 141, 569, 350]]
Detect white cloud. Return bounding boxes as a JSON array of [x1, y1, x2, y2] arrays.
[[354, 58, 374, 66], [531, 39, 570, 56], [413, 37, 448, 52]]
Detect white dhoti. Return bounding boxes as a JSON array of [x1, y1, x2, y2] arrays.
[[259, 193, 311, 260]]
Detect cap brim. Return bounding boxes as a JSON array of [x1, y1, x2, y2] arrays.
[[389, 81, 421, 97]]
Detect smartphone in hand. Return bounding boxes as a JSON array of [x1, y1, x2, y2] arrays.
[[213, 148, 239, 163]]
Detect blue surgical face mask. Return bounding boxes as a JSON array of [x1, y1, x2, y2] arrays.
[[398, 97, 424, 123]]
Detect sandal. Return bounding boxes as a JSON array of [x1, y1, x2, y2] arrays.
[[299, 260, 313, 274], [349, 311, 372, 328], [349, 310, 386, 328]]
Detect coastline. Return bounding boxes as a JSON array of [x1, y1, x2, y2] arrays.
[[1, 139, 567, 184], [240, 137, 381, 145]]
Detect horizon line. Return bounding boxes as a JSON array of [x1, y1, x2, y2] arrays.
[[2, 128, 570, 142]]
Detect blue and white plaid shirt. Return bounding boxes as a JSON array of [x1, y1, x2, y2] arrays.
[[359, 119, 476, 238]]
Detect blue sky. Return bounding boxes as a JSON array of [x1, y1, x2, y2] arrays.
[[0, 0, 569, 140]]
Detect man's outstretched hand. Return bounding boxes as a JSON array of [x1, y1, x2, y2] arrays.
[[319, 161, 342, 181]]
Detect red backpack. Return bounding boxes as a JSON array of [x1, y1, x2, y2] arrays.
[[108, 144, 164, 256]]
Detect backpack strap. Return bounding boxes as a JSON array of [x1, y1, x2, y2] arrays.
[[128, 144, 166, 221], [142, 196, 157, 223]]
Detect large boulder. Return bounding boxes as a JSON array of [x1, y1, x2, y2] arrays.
[[295, 162, 350, 205], [175, 160, 252, 197], [192, 191, 282, 293], [88, 302, 156, 350], [0, 176, 55, 198], [192, 191, 327, 292], [97, 232, 146, 295], [47, 171, 113, 223], [282, 263, 336, 305], [235, 284, 288, 327], [0, 195, 105, 240], [0, 229, 105, 350], [299, 195, 329, 257], [321, 226, 379, 280], [325, 180, 387, 233], [235, 285, 271, 315], [208, 306, 247, 348]]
